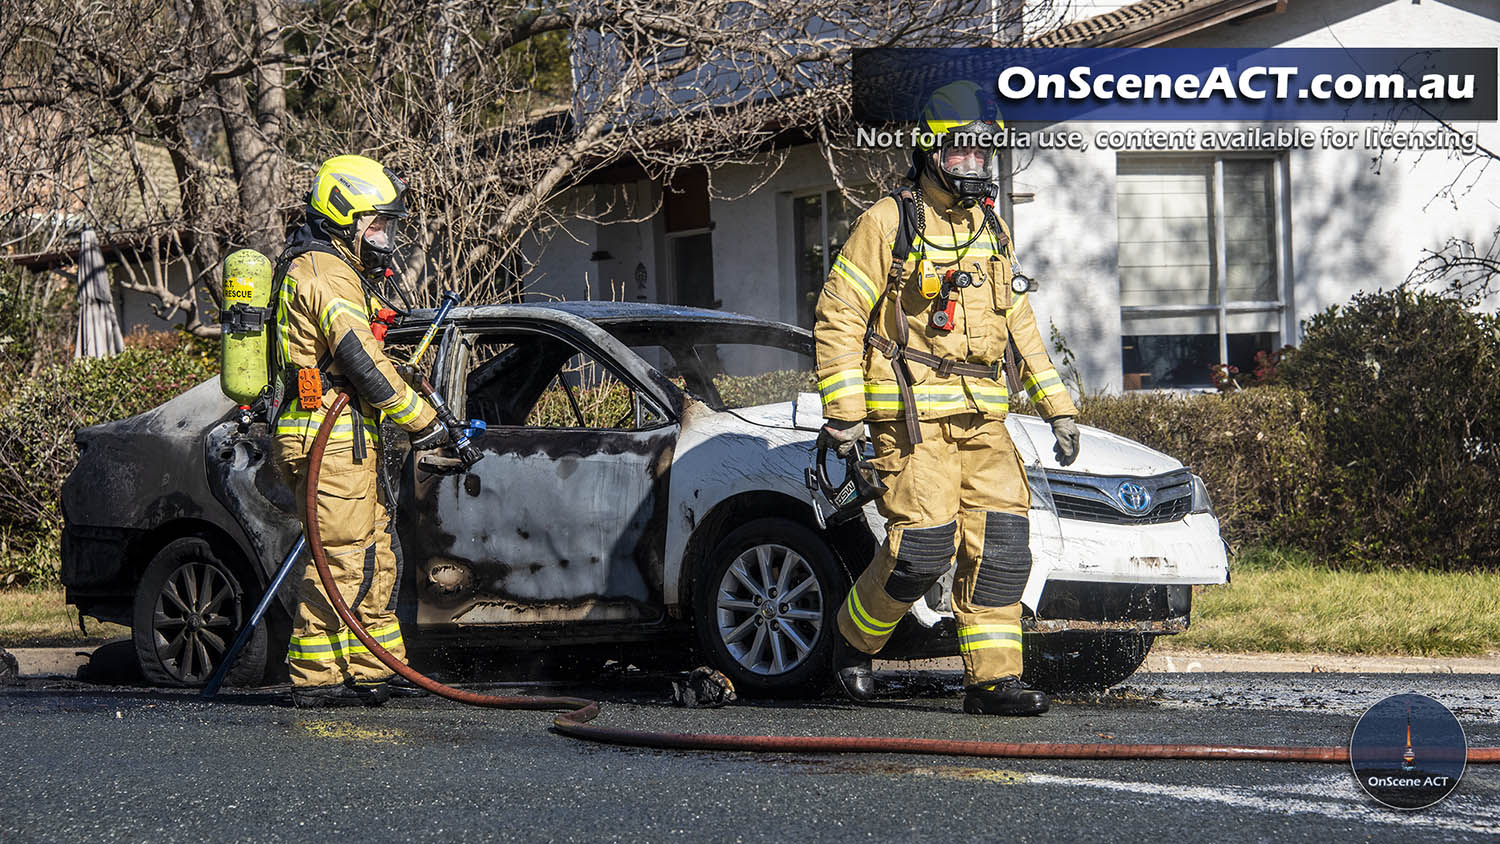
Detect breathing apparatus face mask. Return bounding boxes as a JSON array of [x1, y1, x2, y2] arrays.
[[933, 144, 997, 203], [356, 213, 415, 312]]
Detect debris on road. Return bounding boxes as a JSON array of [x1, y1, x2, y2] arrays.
[[671, 667, 737, 708]]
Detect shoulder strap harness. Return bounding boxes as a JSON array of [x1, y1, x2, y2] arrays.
[[264, 239, 373, 461], [861, 187, 1016, 444]]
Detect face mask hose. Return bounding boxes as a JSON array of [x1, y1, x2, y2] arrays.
[[301, 391, 1500, 765]]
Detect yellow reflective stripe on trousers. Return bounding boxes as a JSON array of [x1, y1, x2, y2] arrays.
[[319, 297, 368, 338], [288, 623, 404, 660], [957, 624, 1023, 653], [818, 370, 865, 407], [383, 385, 426, 426], [1022, 368, 1068, 402], [846, 588, 899, 637], [832, 255, 878, 312], [864, 384, 970, 414], [275, 409, 381, 442]]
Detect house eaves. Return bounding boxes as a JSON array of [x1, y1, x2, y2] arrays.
[[1026, 0, 1288, 48]]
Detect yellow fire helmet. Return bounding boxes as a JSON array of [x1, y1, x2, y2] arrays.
[[913, 81, 1004, 201], [306, 154, 409, 238], [305, 154, 412, 297]]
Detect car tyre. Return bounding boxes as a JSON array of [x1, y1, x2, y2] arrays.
[[693, 517, 848, 698], [1021, 631, 1154, 693], [132, 537, 265, 688]]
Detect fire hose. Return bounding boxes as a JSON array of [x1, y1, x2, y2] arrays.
[[306, 391, 1500, 765]]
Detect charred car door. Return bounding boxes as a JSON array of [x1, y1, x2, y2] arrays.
[[400, 316, 679, 632]]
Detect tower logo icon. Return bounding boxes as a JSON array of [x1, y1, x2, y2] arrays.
[[1350, 693, 1466, 810]]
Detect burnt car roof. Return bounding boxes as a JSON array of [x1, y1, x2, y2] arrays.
[[400, 301, 810, 338]]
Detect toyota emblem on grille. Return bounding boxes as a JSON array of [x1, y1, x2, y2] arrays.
[[1117, 481, 1151, 513]]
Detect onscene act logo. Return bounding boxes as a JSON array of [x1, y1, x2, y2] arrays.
[[1350, 693, 1467, 810]]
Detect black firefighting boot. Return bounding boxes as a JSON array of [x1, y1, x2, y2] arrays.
[[833, 638, 875, 702], [380, 674, 430, 698], [290, 679, 391, 709], [962, 675, 1049, 716]]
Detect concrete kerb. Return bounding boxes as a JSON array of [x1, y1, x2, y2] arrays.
[[5, 646, 1499, 681]]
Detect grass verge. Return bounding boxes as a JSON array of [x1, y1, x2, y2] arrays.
[[0, 586, 128, 647], [1163, 547, 1500, 657]]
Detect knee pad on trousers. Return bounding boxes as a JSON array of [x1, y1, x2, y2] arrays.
[[885, 521, 957, 603], [971, 511, 1031, 607]]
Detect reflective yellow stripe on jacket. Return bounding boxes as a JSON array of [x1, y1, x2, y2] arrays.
[[818, 370, 865, 412], [832, 254, 879, 312], [275, 407, 382, 442], [1022, 368, 1068, 404], [964, 380, 1010, 414], [288, 622, 404, 661], [864, 383, 970, 416], [383, 386, 427, 426], [319, 297, 369, 339]]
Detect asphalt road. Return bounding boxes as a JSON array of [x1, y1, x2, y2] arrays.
[[2, 667, 1497, 842]]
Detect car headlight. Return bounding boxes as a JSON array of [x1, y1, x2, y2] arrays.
[[1190, 474, 1214, 515]]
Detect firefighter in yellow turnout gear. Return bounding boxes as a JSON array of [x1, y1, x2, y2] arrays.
[[814, 83, 1080, 715], [273, 155, 450, 707]]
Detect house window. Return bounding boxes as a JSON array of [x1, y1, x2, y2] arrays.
[[1117, 155, 1286, 390], [664, 167, 715, 308], [792, 189, 855, 328]]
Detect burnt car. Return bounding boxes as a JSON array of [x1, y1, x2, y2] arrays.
[[61, 302, 1228, 695]]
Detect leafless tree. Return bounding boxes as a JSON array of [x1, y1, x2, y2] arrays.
[[1404, 133, 1500, 303], [2, 0, 1052, 331]]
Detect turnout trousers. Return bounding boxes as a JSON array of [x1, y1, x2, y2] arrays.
[[836, 413, 1033, 686], [275, 428, 406, 688]]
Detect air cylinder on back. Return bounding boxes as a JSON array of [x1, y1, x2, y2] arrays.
[[220, 249, 275, 407]]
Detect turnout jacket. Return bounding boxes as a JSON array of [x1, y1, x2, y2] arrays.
[[274, 240, 437, 447], [813, 176, 1078, 425]]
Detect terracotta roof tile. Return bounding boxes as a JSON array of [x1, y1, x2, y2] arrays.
[[1027, 0, 1281, 48]]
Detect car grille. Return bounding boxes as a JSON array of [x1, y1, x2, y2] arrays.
[[1052, 493, 1191, 525], [1038, 468, 1194, 526]]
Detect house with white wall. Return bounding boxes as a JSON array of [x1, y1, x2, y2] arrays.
[[524, 0, 1500, 394]]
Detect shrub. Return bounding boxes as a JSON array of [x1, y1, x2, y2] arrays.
[[0, 525, 62, 588], [713, 369, 815, 408], [1279, 289, 1500, 569], [0, 345, 219, 581], [1083, 288, 1500, 571], [1077, 387, 1328, 551], [0, 264, 78, 394]]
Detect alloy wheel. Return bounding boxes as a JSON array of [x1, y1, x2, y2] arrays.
[[150, 562, 239, 684], [714, 543, 825, 676]]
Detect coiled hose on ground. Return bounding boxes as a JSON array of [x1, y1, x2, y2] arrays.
[[307, 392, 1500, 764]]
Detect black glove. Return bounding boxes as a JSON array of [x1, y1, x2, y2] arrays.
[[816, 418, 864, 459], [1050, 416, 1080, 466], [410, 419, 451, 451], [456, 439, 483, 469]]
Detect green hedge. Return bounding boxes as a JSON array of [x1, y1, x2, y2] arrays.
[[0, 340, 218, 586], [1080, 289, 1500, 571], [1077, 387, 1328, 552], [1280, 290, 1500, 569]]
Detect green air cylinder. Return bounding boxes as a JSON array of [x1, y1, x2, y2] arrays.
[[220, 248, 275, 406]]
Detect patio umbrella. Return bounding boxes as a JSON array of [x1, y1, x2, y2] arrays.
[[74, 228, 125, 358]]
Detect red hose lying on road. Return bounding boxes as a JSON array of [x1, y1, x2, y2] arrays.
[[306, 393, 1500, 765]]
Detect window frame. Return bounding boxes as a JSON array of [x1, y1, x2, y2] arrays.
[[1116, 151, 1292, 388], [789, 185, 866, 329], [443, 321, 677, 432]]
